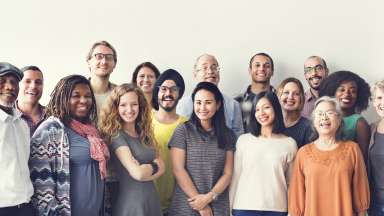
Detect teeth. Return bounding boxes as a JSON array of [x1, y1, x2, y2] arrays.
[[341, 99, 351, 103]]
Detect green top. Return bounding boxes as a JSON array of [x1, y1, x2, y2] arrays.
[[343, 113, 362, 141]]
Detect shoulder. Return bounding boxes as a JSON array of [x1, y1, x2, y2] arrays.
[[33, 117, 64, 137], [178, 96, 192, 105], [223, 94, 240, 107], [237, 133, 255, 143]]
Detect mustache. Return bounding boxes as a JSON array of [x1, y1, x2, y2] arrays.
[[161, 96, 175, 101], [309, 75, 323, 81], [0, 91, 17, 97]]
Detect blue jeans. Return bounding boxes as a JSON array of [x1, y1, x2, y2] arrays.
[[232, 209, 287, 216], [370, 204, 384, 216]]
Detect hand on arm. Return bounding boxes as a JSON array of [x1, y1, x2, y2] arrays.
[[114, 146, 153, 181], [140, 156, 165, 181], [189, 150, 234, 211], [170, 147, 202, 207]]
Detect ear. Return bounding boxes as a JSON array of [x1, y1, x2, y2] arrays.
[[216, 101, 221, 111]]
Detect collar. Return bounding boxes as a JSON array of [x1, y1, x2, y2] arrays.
[[304, 89, 317, 102], [0, 106, 22, 122], [243, 85, 276, 98], [15, 101, 46, 121]]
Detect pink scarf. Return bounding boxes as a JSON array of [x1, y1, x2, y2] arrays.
[[68, 119, 110, 179]]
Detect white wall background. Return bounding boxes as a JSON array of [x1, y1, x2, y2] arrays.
[[1, 0, 383, 122]]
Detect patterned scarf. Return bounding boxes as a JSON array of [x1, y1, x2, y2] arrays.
[[68, 119, 110, 179]]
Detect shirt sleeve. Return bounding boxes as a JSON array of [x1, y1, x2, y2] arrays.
[[351, 142, 370, 213], [288, 148, 306, 216], [168, 123, 187, 150], [229, 135, 244, 210], [176, 96, 193, 118], [286, 139, 298, 186], [110, 132, 128, 152], [231, 100, 244, 138], [29, 123, 63, 216]]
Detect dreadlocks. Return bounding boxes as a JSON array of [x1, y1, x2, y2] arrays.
[[45, 74, 97, 125]]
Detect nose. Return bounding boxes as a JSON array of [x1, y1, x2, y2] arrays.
[[4, 81, 16, 90], [79, 96, 88, 103]]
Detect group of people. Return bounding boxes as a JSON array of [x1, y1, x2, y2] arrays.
[[0, 40, 383, 216]]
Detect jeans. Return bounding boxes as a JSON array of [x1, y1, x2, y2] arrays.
[[232, 209, 287, 216], [370, 203, 384, 216], [0, 202, 36, 216]]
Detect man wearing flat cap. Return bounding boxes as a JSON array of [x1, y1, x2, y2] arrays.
[[151, 69, 188, 216], [0, 62, 34, 216]]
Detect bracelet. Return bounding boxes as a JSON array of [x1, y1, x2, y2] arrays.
[[150, 161, 159, 175], [210, 190, 219, 201]]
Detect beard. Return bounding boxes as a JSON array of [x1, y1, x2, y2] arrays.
[[159, 96, 179, 112], [308, 76, 323, 90]]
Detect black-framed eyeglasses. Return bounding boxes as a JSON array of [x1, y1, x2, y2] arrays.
[[304, 64, 324, 74], [93, 53, 114, 61], [158, 85, 179, 93]]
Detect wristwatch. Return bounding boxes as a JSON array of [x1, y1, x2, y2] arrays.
[[210, 190, 219, 201]]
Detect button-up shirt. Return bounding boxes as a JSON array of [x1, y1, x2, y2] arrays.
[[16, 102, 46, 136], [0, 108, 33, 207], [302, 89, 318, 119], [234, 85, 275, 132]]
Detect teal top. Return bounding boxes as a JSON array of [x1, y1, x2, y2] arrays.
[[343, 113, 362, 141]]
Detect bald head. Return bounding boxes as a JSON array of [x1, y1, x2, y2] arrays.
[[193, 54, 220, 85]]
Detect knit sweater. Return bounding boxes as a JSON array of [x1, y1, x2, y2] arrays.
[[29, 117, 71, 216]]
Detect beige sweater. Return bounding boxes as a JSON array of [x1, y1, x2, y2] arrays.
[[229, 133, 297, 212]]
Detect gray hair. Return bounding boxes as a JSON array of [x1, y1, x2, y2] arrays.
[[310, 96, 345, 141]]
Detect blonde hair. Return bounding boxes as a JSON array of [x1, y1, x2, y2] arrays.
[[98, 83, 157, 151], [371, 80, 384, 99]]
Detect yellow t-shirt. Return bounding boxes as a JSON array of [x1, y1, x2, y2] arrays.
[[152, 114, 188, 212]]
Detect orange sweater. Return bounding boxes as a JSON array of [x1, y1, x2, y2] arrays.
[[288, 141, 370, 216]]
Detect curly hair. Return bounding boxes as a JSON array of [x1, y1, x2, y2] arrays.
[[98, 83, 157, 150], [319, 70, 371, 113], [45, 74, 97, 125]]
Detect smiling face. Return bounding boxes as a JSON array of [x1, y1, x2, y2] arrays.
[[313, 101, 341, 137], [279, 81, 302, 112], [373, 88, 384, 118], [19, 69, 43, 105], [194, 55, 220, 85], [255, 97, 275, 127], [249, 55, 273, 84], [87, 45, 116, 78], [158, 80, 180, 112], [118, 91, 140, 127], [304, 57, 328, 90], [69, 83, 93, 121], [0, 74, 19, 107], [136, 67, 157, 94], [193, 89, 220, 125], [334, 80, 358, 111]]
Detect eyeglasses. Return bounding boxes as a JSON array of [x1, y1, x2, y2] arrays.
[[314, 110, 339, 118], [158, 85, 180, 93], [93, 53, 115, 62], [196, 65, 220, 73], [304, 64, 324, 74]]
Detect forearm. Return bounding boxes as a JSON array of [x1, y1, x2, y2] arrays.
[[141, 158, 165, 181], [211, 173, 232, 195], [174, 168, 200, 198]]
